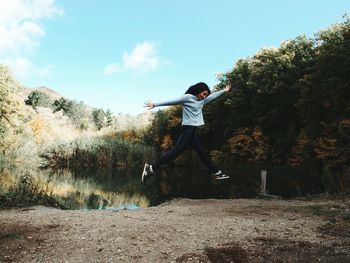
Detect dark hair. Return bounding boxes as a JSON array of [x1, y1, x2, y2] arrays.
[[185, 82, 211, 96]]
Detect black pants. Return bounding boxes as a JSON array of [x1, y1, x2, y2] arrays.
[[152, 125, 218, 173]]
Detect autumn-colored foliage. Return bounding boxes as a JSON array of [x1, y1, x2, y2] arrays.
[[227, 127, 270, 163], [161, 134, 173, 151]]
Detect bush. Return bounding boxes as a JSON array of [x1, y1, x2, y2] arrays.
[[40, 135, 156, 170], [25, 90, 53, 109]]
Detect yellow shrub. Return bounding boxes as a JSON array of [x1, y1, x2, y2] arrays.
[[30, 116, 44, 143]]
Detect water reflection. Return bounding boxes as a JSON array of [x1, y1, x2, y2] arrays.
[[0, 165, 150, 210], [0, 164, 264, 210], [0, 162, 319, 209], [0, 164, 246, 210]]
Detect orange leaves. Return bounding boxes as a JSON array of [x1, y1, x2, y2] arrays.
[[227, 127, 270, 163], [121, 130, 134, 141], [168, 116, 181, 127], [289, 119, 350, 168], [314, 136, 338, 159], [288, 130, 310, 166], [161, 134, 172, 151]]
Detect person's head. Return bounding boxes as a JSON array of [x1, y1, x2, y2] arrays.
[[185, 82, 211, 100]]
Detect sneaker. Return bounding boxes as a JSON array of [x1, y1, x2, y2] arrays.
[[141, 163, 154, 183], [214, 170, 229, 180]]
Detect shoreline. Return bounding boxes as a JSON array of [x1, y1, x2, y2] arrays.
[[1, 197, 350, 262]]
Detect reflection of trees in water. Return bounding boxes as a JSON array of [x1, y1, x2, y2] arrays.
[[1, 162, 328, 209], [145, 163, 325, 202], [0, 166, 150, 209]]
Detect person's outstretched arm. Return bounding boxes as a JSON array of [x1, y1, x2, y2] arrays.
[[144, 95, 188, 110], [203, 84, 232, 104]]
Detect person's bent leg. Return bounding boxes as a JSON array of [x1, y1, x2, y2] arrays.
[[192, 134, 229, 179], [191, 133, 218, 173], [152, 126, 195, 171]]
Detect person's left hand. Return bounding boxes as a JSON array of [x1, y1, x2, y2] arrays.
[[144, 100, 155, 110], [224, 84, 232, 92]]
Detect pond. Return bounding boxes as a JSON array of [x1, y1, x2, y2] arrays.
[[0, 165, 149, 210], [0, 162, 323, 209]]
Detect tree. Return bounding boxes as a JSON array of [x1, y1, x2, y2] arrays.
[[92, 108, 106, 130], [226, 127, 271, 164], [25, 90, 53, 109], [0, 65, 24, 155], [53, 97, 70, 113], [106, 109, 114, 127], [53, 98, 89, 130]]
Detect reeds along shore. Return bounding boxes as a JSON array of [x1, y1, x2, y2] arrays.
[[40, 136, 156, 170]]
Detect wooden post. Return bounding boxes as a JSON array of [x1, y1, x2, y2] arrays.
[[257, 169, 280, 199], [260, 169, 267, 194]]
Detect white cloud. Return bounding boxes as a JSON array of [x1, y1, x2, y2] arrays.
[[0, 0, 63, 22], [104, 63, 121, 75], [0, 20, 45, 54], [1, 57, 52, 78], [0, 0, 62, 78], [105, 41, 163, 75], [123, 41, 160, 72]]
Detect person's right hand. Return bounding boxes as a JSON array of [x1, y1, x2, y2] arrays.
[[144, 100, 155, 110]]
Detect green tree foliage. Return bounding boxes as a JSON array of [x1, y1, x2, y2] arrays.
[[53, 98, 89, 130], [53, 97, 70, 113], [92, 108, 115, 130], [25, 90, 53, 109], [210, 18, 349, 172], [209, 35, 316, 163], [92, 108, 106, 130], [106, 109, 114, 127], [297, 17, 350, 177], [144, 17, 350, 191]]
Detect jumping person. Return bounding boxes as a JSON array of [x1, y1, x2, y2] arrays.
[[142, 82, 232, 183]]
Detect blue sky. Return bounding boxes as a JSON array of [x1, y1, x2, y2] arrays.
[[1, 0, 349, 115]]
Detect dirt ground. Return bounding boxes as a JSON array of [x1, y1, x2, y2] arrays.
[[1, 197, 350, 263]]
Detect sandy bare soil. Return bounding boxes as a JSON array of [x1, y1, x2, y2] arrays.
[[1, 197, 350, 263]]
